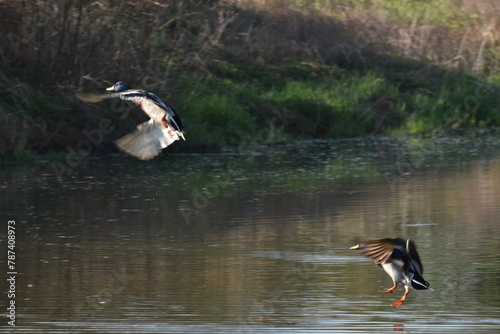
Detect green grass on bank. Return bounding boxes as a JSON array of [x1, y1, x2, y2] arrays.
[[2, 58, 500, 164], [174, 59, 500, 149]]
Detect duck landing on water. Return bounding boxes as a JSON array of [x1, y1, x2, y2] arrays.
[[76, 82, 185, 160], [350, 237, 432, 307]]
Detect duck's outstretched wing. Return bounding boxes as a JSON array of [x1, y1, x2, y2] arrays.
[[350, 237, 406, 265], [76, 90, 184, 136], [114, 120, 181, 160], [75, 91, 124, 103]]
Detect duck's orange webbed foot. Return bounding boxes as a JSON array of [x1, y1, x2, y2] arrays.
[[392, 300, 405, 307], [379, 284, 397, 294], [392, 290, 409, 307]]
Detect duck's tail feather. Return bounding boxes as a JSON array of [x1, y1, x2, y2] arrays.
[[411, 277, 433, 291]]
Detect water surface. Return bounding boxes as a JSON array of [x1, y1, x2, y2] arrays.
[[1, 136, 500, 333]]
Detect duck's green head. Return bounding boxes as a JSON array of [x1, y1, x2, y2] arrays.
[[106, 82, 131, 92]]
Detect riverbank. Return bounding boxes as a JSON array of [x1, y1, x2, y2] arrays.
[[1, 0, 499, 164]]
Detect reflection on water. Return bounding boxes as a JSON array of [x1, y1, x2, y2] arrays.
[[1, 136, 500, 333]]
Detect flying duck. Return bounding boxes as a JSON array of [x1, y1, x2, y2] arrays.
[[350, 237, 432, 306], [76, 82, 185, 160]]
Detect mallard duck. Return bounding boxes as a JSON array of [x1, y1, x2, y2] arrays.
[[76, 82, 185, 160], [350, 237, 432, 307]]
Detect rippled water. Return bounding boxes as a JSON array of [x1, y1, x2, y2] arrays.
[[1, 136, 500, 333]]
